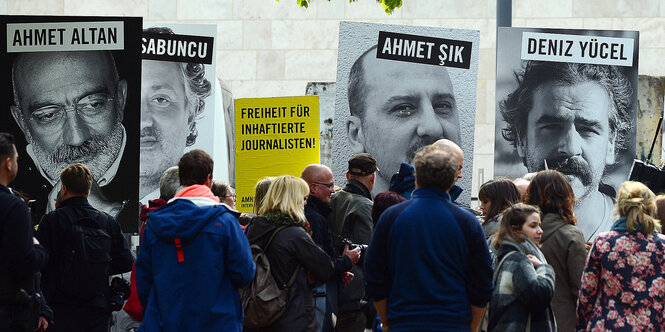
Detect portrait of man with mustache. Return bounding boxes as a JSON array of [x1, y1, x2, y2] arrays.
[[139, 27, 212, 203], [9, 49, 139, 229], [500, 60, 634, 241], [345, 44, 462, 194]]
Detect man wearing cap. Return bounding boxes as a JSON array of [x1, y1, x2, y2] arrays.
[[328, 153, 377, 332]]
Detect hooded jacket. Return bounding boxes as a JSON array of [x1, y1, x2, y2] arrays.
[[246, 212, 334, 332], [123, 198, 168, 323], [135, 185, 255, 332]]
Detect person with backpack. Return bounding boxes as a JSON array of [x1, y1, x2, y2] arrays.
[[245, 175, 334, 332], [135, 150, 255, 332], [36, 163, 134, 332]]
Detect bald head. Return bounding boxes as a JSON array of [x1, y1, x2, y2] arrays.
[[12, 51, 119, 108], [302, 164, 335, 204], [433, 139, 463, 179], [513, 178, 530, 197]]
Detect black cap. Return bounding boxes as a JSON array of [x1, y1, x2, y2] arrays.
[[348, 153, 378, 176]]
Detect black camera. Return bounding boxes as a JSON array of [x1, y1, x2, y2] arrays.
[[340, 237, 368, 256], [109, 277, 131, 312]]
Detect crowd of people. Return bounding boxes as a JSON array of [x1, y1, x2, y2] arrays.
[[2, 130, 665, 332]]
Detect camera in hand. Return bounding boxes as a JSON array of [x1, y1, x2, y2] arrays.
[[109, 277, 131, 312], [339, 237, 368, 256]]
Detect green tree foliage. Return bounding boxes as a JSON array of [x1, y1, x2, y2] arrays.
[[284, 0, 403, 15]]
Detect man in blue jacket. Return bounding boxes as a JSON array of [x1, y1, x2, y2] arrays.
[[135, 150, 255, 332], [365, 144, 493, 332]]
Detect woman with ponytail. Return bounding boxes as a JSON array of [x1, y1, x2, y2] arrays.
[[524, 170, 586, 332], [577, 181, 665, 331]]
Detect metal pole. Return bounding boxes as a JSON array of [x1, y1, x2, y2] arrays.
[[497, 0, 512, 28]]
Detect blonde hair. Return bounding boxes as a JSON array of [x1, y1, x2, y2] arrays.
[[258, 175, 310, 222], [253, 176, 275, 215], [616, 181, 661, 235]]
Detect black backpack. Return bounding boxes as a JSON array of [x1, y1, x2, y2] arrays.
[[59, 207, 113, 300], [241, 226, 300, 329]]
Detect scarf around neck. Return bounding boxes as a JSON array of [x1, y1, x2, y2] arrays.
[[501, 235, 547, 264], [610, 216, 651, 234], [263, 210, 312, 236]]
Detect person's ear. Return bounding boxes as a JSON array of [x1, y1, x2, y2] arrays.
[[115, 79, 128, 123], [10, 105, 32, 143], [346, 115, 366, 154], [605, 131, 616, 165], [1, 157, 9, 172], [370, 172, 376, 184], [346, 171, 350, 180], [205, 173, 212, 187]]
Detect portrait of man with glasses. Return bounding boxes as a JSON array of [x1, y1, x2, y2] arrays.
[[7, 50, 139, 229]]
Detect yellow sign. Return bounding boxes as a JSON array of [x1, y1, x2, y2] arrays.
[[235, 96, 319, 213]]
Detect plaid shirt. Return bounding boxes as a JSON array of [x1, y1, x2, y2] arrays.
[[488, 242, 557, 332]]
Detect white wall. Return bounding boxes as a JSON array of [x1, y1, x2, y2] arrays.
[[7, 0, 665, 197]]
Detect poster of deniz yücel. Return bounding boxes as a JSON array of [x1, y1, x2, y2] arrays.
[[0, 16, 142, 232], [140, 24, 216, 203], [494, 27, 639, 241], [333, 21, 479, 205]]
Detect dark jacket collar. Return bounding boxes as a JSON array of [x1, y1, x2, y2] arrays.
[[0, 185, 11, 195], [343, 179, 372, 199], [448, 185, 463, 202], [412, 187, 451, 201], [57, 196, 92, 209], [306, 195, 331, 218]]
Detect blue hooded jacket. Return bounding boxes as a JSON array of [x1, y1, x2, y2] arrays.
[[136, 196, 255, 332]]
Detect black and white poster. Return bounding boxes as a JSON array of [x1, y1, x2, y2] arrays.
[[1, 16, 142, 232], [306, 82, 335, 168], [494, 27, 639, 241], [140, 24, 216, 203], [333, 22, 479, 204]]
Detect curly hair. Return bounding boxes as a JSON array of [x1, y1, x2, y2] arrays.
[[143, 27, 212, 146], [500, 61, 633, 163], [413, 144, 459, 191], [523, 170, 577, 225]]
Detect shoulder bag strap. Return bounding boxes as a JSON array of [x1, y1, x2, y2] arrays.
[[264, 225, 302, 289], [264, 226, 287, 250], [493, 250, 516, 283], [284, 263, 301, 290]]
